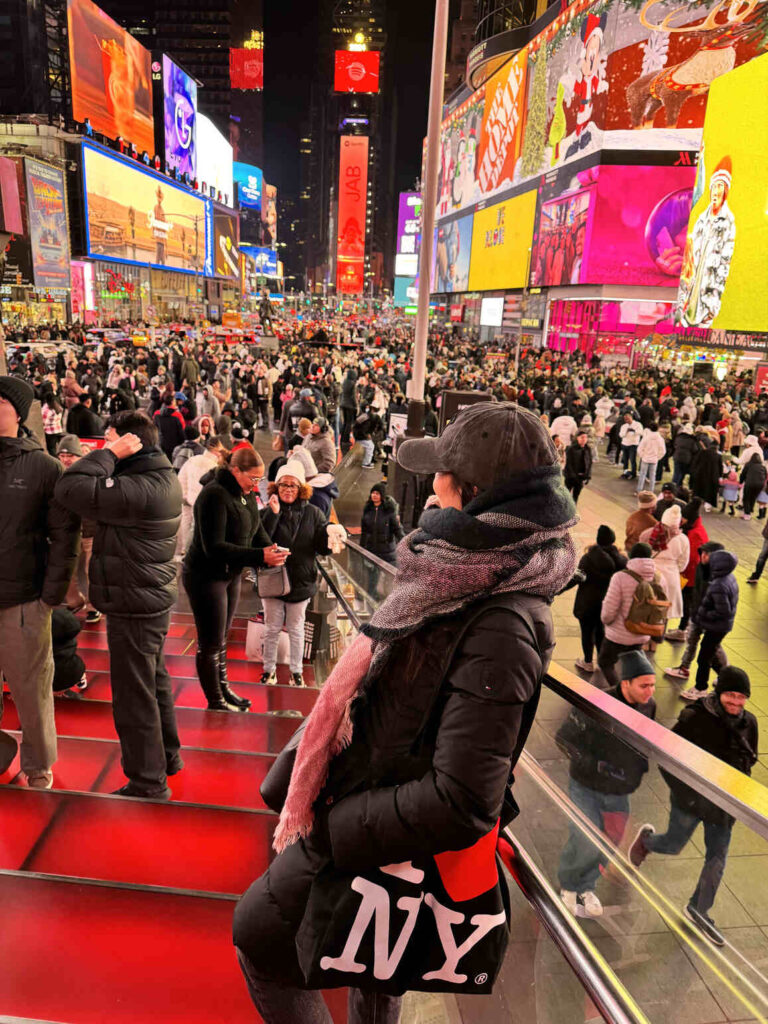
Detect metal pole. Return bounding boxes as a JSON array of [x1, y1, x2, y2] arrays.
[[407, 0, 449, 434]]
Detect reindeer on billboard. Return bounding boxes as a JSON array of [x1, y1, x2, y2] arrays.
[[626, 0, 767, 128]]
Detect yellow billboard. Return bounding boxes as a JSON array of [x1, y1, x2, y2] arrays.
[[675, 52, 768, 333], [468, 190, 537, 291]]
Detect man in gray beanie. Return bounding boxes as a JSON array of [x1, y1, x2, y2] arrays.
[[630, 665, 757, 946], [557, 650, 656, 920], [0, 376, 79, 788]]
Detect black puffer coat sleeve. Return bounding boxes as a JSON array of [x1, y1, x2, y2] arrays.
[[327, 609, 543, 871], [41, 457, 80, 607], [55, 449, 137, 522], [196, 486, 267, 570]]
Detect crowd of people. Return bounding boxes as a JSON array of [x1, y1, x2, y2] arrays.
[[1, 311, 766, 979]]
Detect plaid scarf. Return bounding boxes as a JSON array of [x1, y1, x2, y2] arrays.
[[273, 466, 577, 853]]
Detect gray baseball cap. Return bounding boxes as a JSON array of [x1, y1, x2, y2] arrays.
[[397, 402, 557, 491]]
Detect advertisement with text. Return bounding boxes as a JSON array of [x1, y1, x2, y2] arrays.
[[213, 208, 240, 279], [336, 136, 368, 294], [468, 190, 537, 291], [24, 159, 71, 290], [163, 55, 197, 178]]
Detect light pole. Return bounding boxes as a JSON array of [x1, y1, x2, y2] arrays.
[[407, 0, 450, 437]]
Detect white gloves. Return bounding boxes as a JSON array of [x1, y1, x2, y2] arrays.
[[327, 523, 347, 554]]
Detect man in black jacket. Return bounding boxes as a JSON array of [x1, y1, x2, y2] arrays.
[[67, 393, 105, 438], [0, 376, 79, 787], [564, 430, 593, 504], [56, 410, 183, 799], [557, 651, 656, 918], [630, 666, 757, 946]]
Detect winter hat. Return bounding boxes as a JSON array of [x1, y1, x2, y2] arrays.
[[714, 666, 750, 698], [620, 650, 655, 681], [710, 156, 732, 194], [299, 388, 313, 398], [682, 497, 702, 523], [661, 505, 682, 529], [370, 483, 386, 499], [0, 375, 34, 423], [57, 434, 83, 456], [275, 459, 306, 486], [596, 525, 615, 547], [637, 490, 657, 509], [661, 482, 677, 496]]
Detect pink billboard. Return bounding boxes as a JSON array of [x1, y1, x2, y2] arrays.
[[583, 164, 696, 286]]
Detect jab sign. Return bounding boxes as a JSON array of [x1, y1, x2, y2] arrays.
[[336, 135, 369, 294]]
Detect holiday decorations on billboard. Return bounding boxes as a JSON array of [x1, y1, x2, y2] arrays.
[[431, 212, 474, 294], [213, 209, 240, 279], [336, 136, 368, 294], [468, 190, 536, 291], [67, 0, 154, 154], [676, 52, 768, 332], [197, 114, 234, 204], [82, 143, 207, 273], [24, 159, 71, 290], [234, 161, 263, 210], [163, 55, 197, 178], [261, 183, 277, 246], [334, 50, 381, 93], [585, 164, 695, 286]]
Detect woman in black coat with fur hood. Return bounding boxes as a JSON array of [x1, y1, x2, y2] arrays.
[[573, 525, 627, 673]]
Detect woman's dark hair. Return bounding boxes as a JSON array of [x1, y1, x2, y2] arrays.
[[225, 445, 263, 472], [183, 425, 198, 441], [162, 394, 174, 406], [751, 452, 763, 465], [109, 410, 158, 448]]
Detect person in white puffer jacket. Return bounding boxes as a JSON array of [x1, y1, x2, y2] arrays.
[[636, 423, 668, 494], [175, 436, 226, 559]]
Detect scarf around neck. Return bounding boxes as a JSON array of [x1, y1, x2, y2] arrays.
[[272, 465, 578, 853]]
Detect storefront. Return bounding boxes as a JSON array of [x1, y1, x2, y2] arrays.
[[91, 261, 149, 322], [151, 269, 203, 321], [0, 289, 68, 326]]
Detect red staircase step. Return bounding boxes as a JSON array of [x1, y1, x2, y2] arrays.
[[0, 874, 348, 1024], [79, 648, 315, 684], [0, 787, 59, 870], [12, 788, 274, 893], [173, 678, 318, 715], [4, 700, 301, 754]]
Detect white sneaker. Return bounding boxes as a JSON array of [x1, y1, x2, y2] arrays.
[[665, 666, 690, 680], [578, 891, 604, 918], [574, 658, 595, 672], [743, 514, 752, 521], [25, 770, 53, 790], [681, 686, 705, 701], [665, 629, 686, 642], [560, 889, 579, 916]]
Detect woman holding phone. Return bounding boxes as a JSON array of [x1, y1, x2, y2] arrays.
[[183, 445, 288, 711]]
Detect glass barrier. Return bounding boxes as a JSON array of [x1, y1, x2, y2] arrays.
[[321, 541, 396, 621]]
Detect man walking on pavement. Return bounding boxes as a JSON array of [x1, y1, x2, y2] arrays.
[[56, 410, 183, 799], [0, 376, 79, 787]]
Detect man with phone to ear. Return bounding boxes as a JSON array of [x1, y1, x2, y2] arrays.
[[56, 410, 183, 800]]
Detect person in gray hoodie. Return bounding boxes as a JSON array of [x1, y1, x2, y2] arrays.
[[597, 542, 658, 687]]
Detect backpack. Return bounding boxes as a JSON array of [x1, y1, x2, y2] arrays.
[[623, 568, 670, 638]]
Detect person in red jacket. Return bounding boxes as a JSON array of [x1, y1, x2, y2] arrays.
[[667, 499, 708, 641]]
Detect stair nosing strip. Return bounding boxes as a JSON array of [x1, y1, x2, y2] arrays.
[[0, 867, 240, 902]]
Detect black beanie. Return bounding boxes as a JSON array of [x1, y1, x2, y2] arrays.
[[629, 542, 653, 559], [596, 525, 615, 547], [0, 375, 34, 423], [715, 666, 751, 698]]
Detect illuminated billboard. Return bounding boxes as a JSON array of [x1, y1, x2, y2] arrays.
[[336, 136, 368, 294], [396, 191, 422, 263], [432, 212, 473, 293], [24, 159, 71, 290], [480, 296, 504, 327], [468, 190, 536, 291], [163, 55, 196, 178], [531, 163, 598, 287], [261, 183, 277, 246], [82, 143, 207, 273], [67, 0, 154, 153], [234, 161, 263, 210], [0, 156, 23, 234], [240, 243, 277, 276], [334, 50, 380, 93], [230, 47, 263, 90], [213, 208, 240, 279], [676, 53, 768, 332], [197, 114, 234, 205]]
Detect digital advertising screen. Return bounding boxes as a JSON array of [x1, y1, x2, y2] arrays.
[[0, 156, 23, 234], [336, 135, 369, 294], [396, 191, 422, 261], [261, 183, 277, 246], [213, 208, 240, 279], [197, 114, 234, 204], [67, 0, 154, 153], [240, 243, 277, 276], [431, 212, 473, 294], [480, 296, 504, 327], [585, 164, 695, 287], [530, 163, 599, 287], [163, 55, 197, 178], [234, 161, 263, 210], [24, 159, 71, 290], [675, 52, 768, 332], [334, 50, 381, 94], [230, 47, 263, 90], [467, 190, 536, 291], [82, 143, 207, 273], [393, 276, 417, 306]]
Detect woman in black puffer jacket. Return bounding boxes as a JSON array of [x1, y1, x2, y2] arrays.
[[183, 446, 288, 711], [573, 525, 626, 673], [360, 483, 404, 563]]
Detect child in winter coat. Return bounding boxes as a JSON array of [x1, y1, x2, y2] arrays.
[[681, 550, 738, 700], [718, 465, 740, 515], [665, 542, 726, 682]]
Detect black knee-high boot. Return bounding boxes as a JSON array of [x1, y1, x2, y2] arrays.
[[196, 648, 229, 711], [219, 645, 251, 710]]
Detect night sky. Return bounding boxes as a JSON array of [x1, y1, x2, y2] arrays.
[[263, 0, 439, 197]]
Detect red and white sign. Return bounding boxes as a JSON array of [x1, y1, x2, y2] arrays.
[[334, 51, 380, 94], [450, 304, 464, 322], [230, 48, 263, 90], [336, 136, 368, 295]]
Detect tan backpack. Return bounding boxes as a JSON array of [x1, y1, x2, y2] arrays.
[[623, 568, 671, 638]]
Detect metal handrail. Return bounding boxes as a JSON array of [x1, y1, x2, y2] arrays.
[[499, 829, 650, 1024], [330, 540, 768, 842]]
